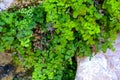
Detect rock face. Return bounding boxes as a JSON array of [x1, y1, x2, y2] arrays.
[[0, 0, 14, 11], [0, 0, 43, 11], [75, 34, 120, 80], [0, 53, 12, 66]]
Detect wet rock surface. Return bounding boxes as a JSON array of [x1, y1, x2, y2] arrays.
[[0, 64, 14, 80], [0, 64, 31, 80], [75, 34, 120, 80], [0, 52, 14, 79], [0, 52, 30, 80]]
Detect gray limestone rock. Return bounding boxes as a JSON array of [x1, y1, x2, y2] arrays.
[[0, 0, 14, 11], [75, 34, 120, 80]]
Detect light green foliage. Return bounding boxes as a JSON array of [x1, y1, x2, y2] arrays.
[[43, 0, 99, 58], [102, 0, 120, 40], [0, 0, 120, 80], [42, 0, 120, 79], [0, 3, 46, 75]]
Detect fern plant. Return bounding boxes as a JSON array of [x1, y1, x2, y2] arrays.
[[0, 0, 120, 80]]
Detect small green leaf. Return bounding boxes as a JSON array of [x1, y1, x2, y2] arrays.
[[0, 27, 3, 32]]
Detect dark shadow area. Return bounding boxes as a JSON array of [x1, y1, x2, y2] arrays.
[[62, 56, 77, 80]]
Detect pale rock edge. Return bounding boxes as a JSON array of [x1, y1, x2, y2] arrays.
[[0, 0, 14, 11], [75, 34, 120, 80]]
